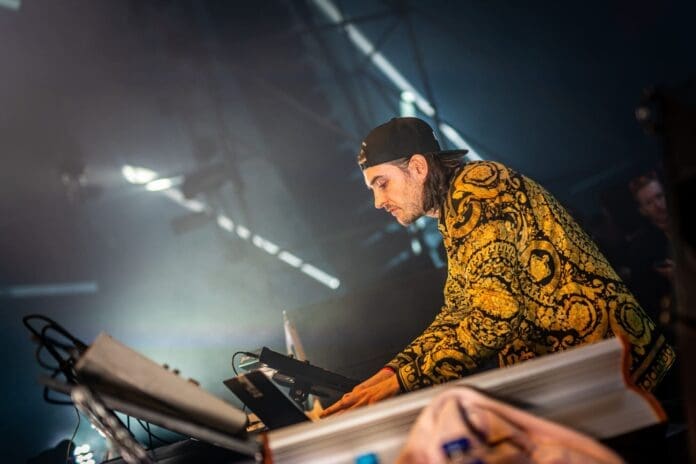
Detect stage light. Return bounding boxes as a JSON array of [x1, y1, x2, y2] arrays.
[[181, 198, 206, 213], [252, 235, 280, 255], [401, 91, 416, 102], [122, 165, 158, 184], [312, 0, 434, 116], [400, 91, 416, 117], [216, 214, 234, 232], [0, 0, 20, 11], [236, 225, 251, 240], [411, 238, 422, 255], [131, 164, 343, 289], [76, 452, 94, 462], [301, 264, 341, 289], [146, 176, 180, 191], [311, 0, 482, 161], [73, 444, 90, 455], [0, 281, 98, 298], [278, 251, 302, 268], [162, 189, 206, 212]]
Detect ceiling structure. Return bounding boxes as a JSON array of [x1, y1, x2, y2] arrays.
[[1, 0, 694, 460]]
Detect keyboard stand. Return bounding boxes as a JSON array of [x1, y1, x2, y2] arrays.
[[39, 375, 260, 459]]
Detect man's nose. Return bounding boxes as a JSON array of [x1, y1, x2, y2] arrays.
[[374, 192, 385, 209]]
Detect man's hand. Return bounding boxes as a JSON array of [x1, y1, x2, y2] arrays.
[[354, 368, 396, 391], [320, 372, 400, 417]]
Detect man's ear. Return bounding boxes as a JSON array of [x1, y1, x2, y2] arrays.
[[408, 154, 429, 180]]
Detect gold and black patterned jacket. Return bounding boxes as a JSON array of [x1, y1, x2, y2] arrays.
[[386, 161, 675, 392]]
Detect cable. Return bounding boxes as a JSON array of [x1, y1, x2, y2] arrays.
[[138, 418, 154, 448], [136, 418, 174, 446], [24, 314, 88, 352], [25, 317, 83, 406], [36, 344, 60, 370], [43, 379, 74, 406], [232, 352, 241, 376], [23, 315, 88, 386], [231, 351, 258, 376], [231, 351, 258, 414], [65, 405, 80, 464], [24, 315, 176, 456], [145, 420, 153, 450]]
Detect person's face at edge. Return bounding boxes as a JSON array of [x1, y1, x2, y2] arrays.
[[363, 155, 428, 226], [636, 180, 669, 229]]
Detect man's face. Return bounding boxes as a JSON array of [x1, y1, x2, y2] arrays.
[[636, 180, 669, 228], [363, 159, 426, 226]]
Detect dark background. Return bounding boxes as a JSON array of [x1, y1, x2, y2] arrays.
[[1, 0, 694, 461]]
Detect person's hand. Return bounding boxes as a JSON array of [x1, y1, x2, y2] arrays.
[[305, 396, 325, 421], [396, 388, 623, 464], [354, 368, 395, 391], [320, 374, 400, 417]]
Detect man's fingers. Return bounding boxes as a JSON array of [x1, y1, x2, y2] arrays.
[[321, 401, 345, 417], [320, 377, 399, 418], [321, 393, 357, 417]]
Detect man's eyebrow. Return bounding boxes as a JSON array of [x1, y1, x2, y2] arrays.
[[367, 175, 384, 189]]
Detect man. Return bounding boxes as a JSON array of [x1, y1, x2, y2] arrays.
[[627, 172, 674, 328], [625, 171, 682, 423], [321, 117, 675, 417]]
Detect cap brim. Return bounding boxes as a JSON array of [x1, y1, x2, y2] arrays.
[[358, 149, 470, 170], [425, 149, 469, 157]]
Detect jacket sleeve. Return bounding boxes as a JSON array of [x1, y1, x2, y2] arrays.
[[385, 303, 455, 372], [394, 162, 527, 392]]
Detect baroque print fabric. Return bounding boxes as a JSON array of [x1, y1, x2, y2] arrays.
[[387, 161, 675, 392]]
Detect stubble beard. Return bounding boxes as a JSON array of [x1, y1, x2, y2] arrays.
[[395, 177, 426, 226]]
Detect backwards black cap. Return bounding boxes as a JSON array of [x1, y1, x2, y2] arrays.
[[357, 117, 468, 170]]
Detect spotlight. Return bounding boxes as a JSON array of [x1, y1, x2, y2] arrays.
[[0, 0, 21, 11], [400, 91, 416, 117], [73, 444, 91, 455], [122, 165, 158, 184], [146, 176, 181, 192]]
